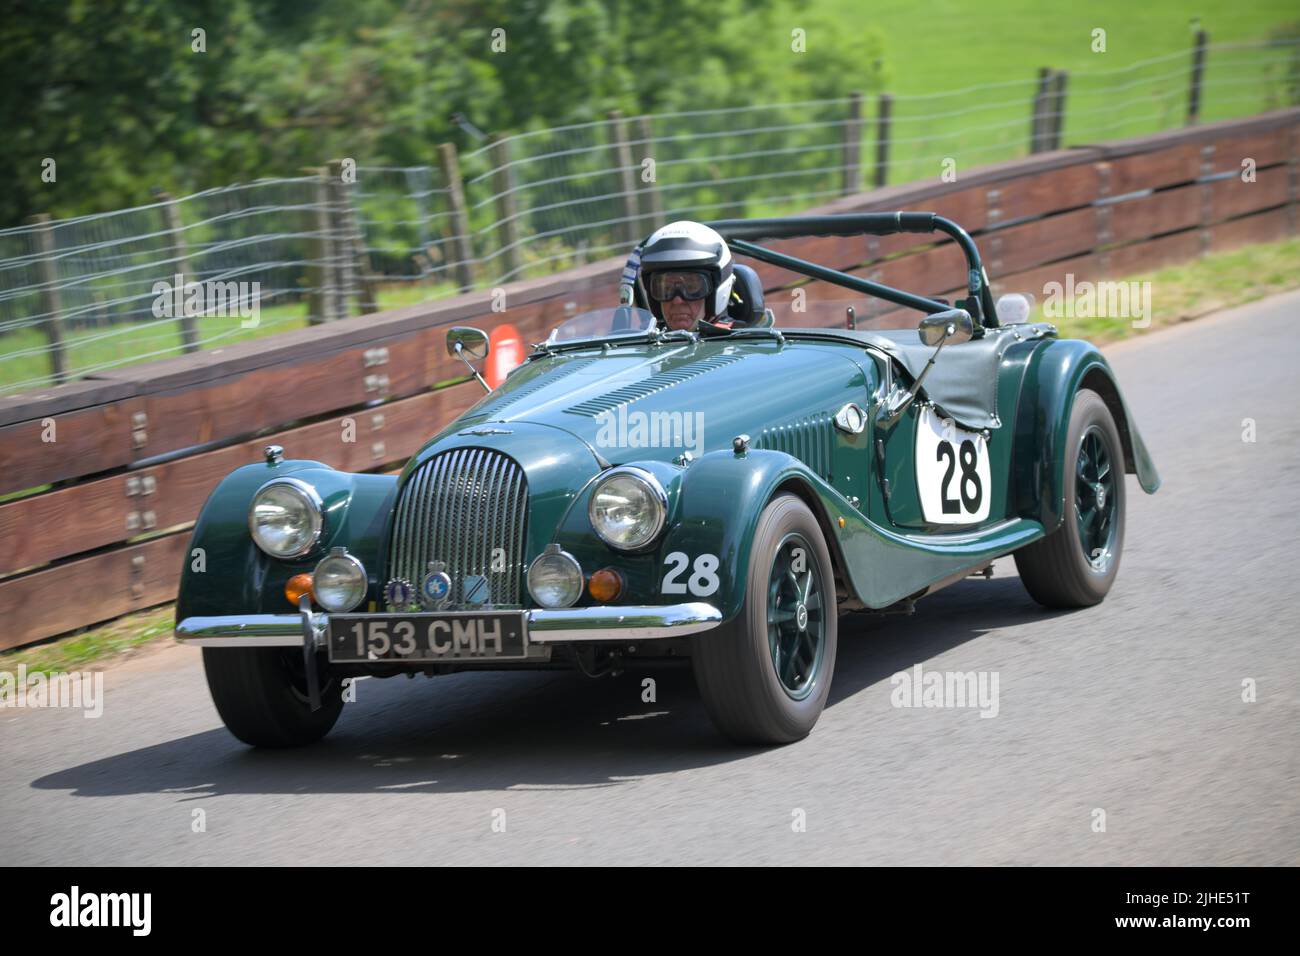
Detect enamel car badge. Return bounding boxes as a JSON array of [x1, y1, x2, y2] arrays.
[[420, 562, 452, 609], [383, 577, 415, 610]]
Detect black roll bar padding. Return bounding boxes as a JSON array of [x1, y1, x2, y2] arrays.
[[701, 213, 999, 326]]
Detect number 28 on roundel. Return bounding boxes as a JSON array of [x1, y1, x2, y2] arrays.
[[916, 406, 992, 524]]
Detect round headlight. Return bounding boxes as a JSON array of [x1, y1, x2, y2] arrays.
[[527, 545, 584, 608], [588, 468, 667, 551], [312, 548, 367, 612], [249, 478, 322, 558]]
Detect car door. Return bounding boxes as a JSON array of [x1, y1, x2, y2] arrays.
[[871, 350, 1009, 534]]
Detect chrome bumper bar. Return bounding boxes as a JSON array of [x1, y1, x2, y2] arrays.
[[175, 602, 723, 648]]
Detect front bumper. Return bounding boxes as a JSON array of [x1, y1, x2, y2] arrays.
[[175, 602, 723, 648]]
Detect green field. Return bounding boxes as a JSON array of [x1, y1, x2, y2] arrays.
[[837, 0, 1299, 182]]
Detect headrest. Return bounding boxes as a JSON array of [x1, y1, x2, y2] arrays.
[[727, 263, 766, 326]]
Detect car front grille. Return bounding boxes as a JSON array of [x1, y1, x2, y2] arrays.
[[387, 448, 528, 607]]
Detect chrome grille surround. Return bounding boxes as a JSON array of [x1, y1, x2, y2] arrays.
[[387, 447, 528, 608]]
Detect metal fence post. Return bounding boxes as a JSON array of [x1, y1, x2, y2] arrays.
[[157, 193, 199, 353], [873, 93, 893, 190], [1188, 30, 1209, 125], [28, 214, 68, 384], [608, 110, 640, 246], [438, 142, 476, 293], [489, 134, 523, 281], [637, 115, 664, 236], [842, 91, 864, 195]]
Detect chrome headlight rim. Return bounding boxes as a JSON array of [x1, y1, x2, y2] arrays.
[[248, 477, 324, 559], [526, 544, 584, 609], [312, 547, 367, 613], [587, 466, 668, 552]]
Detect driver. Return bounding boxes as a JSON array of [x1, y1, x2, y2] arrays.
[[638, 221, 736, 332]]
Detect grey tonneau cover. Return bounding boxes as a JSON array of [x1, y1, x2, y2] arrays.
[[782, 323, 1058, 430]]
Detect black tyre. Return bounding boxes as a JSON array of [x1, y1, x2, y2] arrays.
[[692, 494, 838, 744], [1014, 388, 1126, 608], [202, 647, 343, 747]]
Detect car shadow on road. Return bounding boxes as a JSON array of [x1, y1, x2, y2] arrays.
[[32, 577, 1067, 799]]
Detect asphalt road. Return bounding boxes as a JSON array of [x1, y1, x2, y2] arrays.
[[3, 292, 1298, 866]]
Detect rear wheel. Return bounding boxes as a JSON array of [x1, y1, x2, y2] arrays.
[[1014, 389, 1126, 608], [203, 647, 343, 747], [692, 494, 838, 744]]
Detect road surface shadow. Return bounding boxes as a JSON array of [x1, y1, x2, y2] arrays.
[[33, 576, 1066, 798]]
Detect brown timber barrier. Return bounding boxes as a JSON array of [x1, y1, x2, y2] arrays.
[[1, 108, 1296, 650]]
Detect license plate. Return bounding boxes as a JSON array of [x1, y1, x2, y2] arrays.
[[327, 612, 528, 663]]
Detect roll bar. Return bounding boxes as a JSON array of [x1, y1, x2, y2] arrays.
[[701, 214, 998, 327]]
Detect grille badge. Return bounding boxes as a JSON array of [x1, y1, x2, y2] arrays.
[[383, 578, 415, 611], [420, 561, 452, 609]]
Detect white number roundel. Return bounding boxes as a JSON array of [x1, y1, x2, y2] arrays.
[[915, 406, 991, 525]]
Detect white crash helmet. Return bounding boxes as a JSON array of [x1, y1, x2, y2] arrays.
[[638, 220, 735, 325]]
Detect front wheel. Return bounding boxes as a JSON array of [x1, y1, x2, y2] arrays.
[[202, 647, 344, 747], [692, 494, 838, 745], [1014, 388, 1126, 608]]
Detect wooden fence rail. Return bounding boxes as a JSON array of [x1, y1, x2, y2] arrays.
[[0, 109, 1296, 651]]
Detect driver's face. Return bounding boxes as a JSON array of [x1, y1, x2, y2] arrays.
[[662, 293, 705, 330]]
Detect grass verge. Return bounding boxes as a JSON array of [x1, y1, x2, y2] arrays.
[[1034, 236, 1300, 343]]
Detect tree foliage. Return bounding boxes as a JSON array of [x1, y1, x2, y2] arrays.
[[0, 0, 884, 226]]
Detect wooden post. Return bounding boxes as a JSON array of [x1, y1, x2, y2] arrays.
[[608, 110, 639, 246], [348, 196, 380, 317], [489, 134, 523, 280], [1048, 70, 1069, 150], [328, 160, 379, 316], [1187, 30, 1208, 125], [1030, 68, 1052, 153], [305, 167, 335, 324], [637, 114, 664, 238], [28, 214, 68, 384], [873, 93, 893, 190], [842, 91, 864, 196], [157, 193, 199, 353], [437, 142, 476, 293], [326, 160, 359, 318]]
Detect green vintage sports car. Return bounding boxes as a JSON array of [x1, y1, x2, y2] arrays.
[[175, 213, 1160, 747]]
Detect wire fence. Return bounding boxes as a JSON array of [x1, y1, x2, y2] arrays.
[[1, 36, 1296, 396]]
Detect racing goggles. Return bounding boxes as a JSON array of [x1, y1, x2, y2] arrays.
[[647, 270, 713, 302]]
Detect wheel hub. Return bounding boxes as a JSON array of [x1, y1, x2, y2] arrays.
[[1074, 426, 1118, 570], [765, 533, 826, 700]]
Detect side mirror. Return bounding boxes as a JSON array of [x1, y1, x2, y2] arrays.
[[878, 308, 975, 429], [446, 327, 491, 392], [918, 308, 974, 347], [446, 326, 490, 360]]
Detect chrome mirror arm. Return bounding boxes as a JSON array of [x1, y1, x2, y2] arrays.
[[875, 325, 954, 429], [453, 341, 492, 393]]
